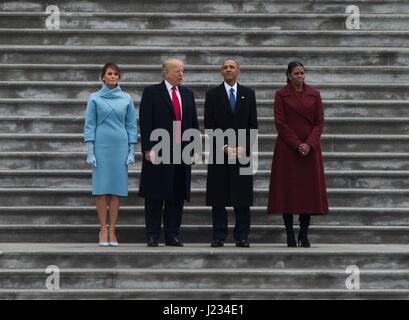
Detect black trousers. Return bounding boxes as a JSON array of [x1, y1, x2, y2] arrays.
[[212, 206, 250, 241], [144, 165, 185, 241]]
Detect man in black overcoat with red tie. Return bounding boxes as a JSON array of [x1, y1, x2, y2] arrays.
[[139, 59, 199, 247]]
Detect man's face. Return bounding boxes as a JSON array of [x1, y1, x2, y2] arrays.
[[165, 63, 184, 86], [221, 60, 240, 84]]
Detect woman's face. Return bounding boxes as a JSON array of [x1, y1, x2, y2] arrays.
[[103, 67, 120, 88], [288, 66, 305, 86]]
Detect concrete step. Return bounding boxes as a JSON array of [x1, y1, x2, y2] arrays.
[[1, 116, 409, 135], [1, 267, 408, 290], [0, 224, 408, 244], [1, 169, 409, 189], [0, 98, 407, 118], [1, 288, 408, 300], [1, 12, 409, 30], [1, 187, 409, 207], [1, 0, 407, 14], [1, 46, 408, 66], [1, 134, 409, 153], [1, 81, 408, 101], [2, 244, 409, 269], [2, 152, 409, 171], [1, 206, 408, 226], [3, 29, 409, 47], [2, 64, 408, 83]]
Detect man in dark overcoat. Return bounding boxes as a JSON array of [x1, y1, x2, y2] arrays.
[[139, 59, 199, 247], [204, 59, 258, 247]]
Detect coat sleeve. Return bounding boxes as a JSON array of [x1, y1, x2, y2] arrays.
[[139, 87, 155, 153], [274, 92, 302, 149], [204, 91, 223, 160], [84, 96, 97, 143], [126, 96, 138, 144], [246, 89, 258, 155], [204, 91, 215, 130], [191, 91, 199, 131], [306, 92, 324, 149]]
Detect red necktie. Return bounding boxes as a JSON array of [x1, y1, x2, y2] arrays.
[[171, 87, 181, 144]]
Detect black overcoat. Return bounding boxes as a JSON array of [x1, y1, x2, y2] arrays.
[[204, 83, 258, 207], [138, 81, 199, 201]]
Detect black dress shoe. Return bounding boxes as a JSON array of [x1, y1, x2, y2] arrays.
[[165, 237, 183, 247], [235, 239, 250, 248], [147, 237, 158, 247], [211, 240, 224, 247]]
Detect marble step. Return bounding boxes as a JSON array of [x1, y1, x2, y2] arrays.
[[1, 187, 409, 207], [0, 206, 408, 226], [0, 98, 407, 118], [1, 12, 409, 30], [1, 0, 407, 14], [3, 29, 409, 47], [1, 64, 408, 83], [2, 152, 409, 171], [2, 116, 409, 134], [1, 46, 409, 66], [0, 224, 409, 244], [1, 169, 409, 189], [1, 133, 409, 152], [1, 288, 408, 300], [1, 81, 408, 100], [1, 268, 409, 290], [1, 244, 408, 269]]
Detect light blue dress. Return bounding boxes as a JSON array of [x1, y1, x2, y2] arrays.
[[84, 84, 137, 196]]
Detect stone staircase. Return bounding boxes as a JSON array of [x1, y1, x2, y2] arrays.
[[1, 0, 409, 299]]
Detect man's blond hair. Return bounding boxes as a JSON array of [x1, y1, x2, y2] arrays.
[[162, 59, 184, 78]]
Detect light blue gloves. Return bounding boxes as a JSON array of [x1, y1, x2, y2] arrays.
[[86, 141, 97, 168], [86, 142, 135, 167], [126, 143, 136, 166]]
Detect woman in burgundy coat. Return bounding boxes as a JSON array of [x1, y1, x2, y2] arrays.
[[267, 61, 329, 247]]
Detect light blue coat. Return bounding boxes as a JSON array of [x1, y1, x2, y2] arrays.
[[84, 84, 137, 196]]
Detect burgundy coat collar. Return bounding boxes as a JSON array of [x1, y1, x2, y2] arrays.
[[279, 82, 318, 97], [278, 83, 319, 123]]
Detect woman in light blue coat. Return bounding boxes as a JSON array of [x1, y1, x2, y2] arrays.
[[84, 63, 137, 247]]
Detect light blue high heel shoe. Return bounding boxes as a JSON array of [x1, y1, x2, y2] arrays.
[[108, 229, 119, 247], [109, 241, 119, 247], [99, 231, 109, 247]]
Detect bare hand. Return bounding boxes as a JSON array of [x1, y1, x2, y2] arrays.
[[224, 147, 242, 159], [224, 146, 236, 157], [192, 153, 201, 164], [144, 150, 156, 163], [236, 147, 245, 158], [298, 143, 311, 157]]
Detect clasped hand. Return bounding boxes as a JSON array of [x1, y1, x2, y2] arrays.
[[144, 150, 200, 165], [298, 143, 311, 157], [224, 146, 245, 159]]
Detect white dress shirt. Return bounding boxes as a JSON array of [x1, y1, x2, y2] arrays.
[[223, 82, 238, 150], [224, 82, 238, 101]]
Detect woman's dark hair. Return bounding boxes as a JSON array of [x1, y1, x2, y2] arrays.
[[286, 61, 304, 83], [100, 63, 121, 82]]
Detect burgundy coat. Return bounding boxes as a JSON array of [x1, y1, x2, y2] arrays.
[[267, 83, 329, 215]]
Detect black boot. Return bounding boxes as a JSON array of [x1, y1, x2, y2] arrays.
[[283, 214, 297, 247], [298, 215, 311, 248]]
